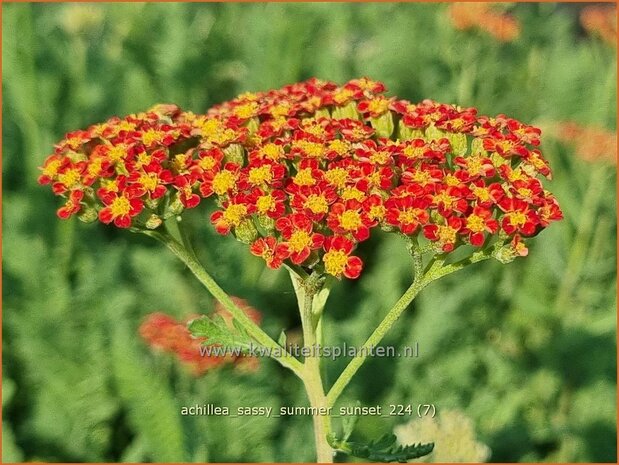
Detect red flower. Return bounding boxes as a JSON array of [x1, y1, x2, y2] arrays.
[[423, 216, 464, 252], [57, 190, 84, 219], [290, 183, 338, 221], [174, 175, 201, 209], [322, 236, 363, 279], [250, 236, 290, 269], [275, 213, 325, 264], [98, 189, 144, 228], [384, 196, 430, 235], [462, 206, 498, 246], [210, 194, 254, 235], [327, 200, 374, 241], [498, 197, 539, 236]]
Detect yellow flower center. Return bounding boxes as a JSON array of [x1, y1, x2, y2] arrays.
[[141, 129, 164, 146], [509, 211, 527, 227], [234, 102, 258, 119], [212, 170, 237, 195], [402, 145, 425, 159], [293, 168, 316, 186], [472, 186, 491, 202], [305, 194, 329, 214], [87, 159, 103, 177], [288, 230, 312, 253], [333, 88, 354, 104], [369, 150, 390, 164], [43, 160, 62, 177], [328, 139, 350, 156], [369, 205, 386, 220], [58, 168, 81, 188], [259, 143, 284, 161], [444, 174, 460, 187], [199, 156, 217, 171], [108, 144, 128, 162], [466, 214, 486, 233], [323, 250, 348, 276], [270, 103, 291, 118], [140, 172, 159, 192], [341, 187, 366, 201], [173, 154, 189, 171], [256, 195, 275, 214], [367, 98, 389, 115], [118, 121, 137, 133], [110, 196, 131, 217], [295, 140, 325, 158], [65, 135, 85, 150], [466, 156, 484, 176], [434, 192, 455, 207], [222, 204, 248, 226], [398, 209, 421, 225], [248, 166, 273, 185], [325, 168, 349, 189], [437, 225, 457, 244], [200, 119, 224, 138], [517, 188, 532, 198], [411, 170, 432, 185], [340, 210, 362, 230]]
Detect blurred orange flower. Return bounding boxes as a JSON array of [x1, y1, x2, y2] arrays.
[[449, 3, 520, 42], [139, 297, 262, 376], [580, 5, 617, 47], [553, 122, 617, 164]]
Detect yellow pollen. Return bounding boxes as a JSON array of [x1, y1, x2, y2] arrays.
[[467, 156, 484, 176], [444, 174, 460, 187], [402, 145, 425, 159], [295, 140, 325, 158], [270, 103, 291, 118], [65, 136, 85, 150], [233, 102, 258, 119], [140, 173, 159, 191], [369, 150, 391, 164], [248, 166, 273, 185], [398, 209, 420, 225], [110, 196, 131, 217], [472, 186, 491, 202], [509, 211, 527, 227], [434, 192, 455, 207], [367, 98, 389, 115], [200, 119, 224, 138], [135, 152, 151, 168], [466, 214, 486, 233], [328, 139, 350, 156], [199, 156, 217, 171], [302, 121, 326, 137], [293, 168, 316, 187], [259, 143, 284, 161], [174, 154, 189, 171], [288, 230, 312, 253], [87, 159, 103, 177], [222, 204, 248, 226], [108, 144, 127, 162], [437, 225, 457, 244], [333, 89, 354, 104], [141, 129, 164, 146], [340, 210, 362, 230], [256, 195, 275, 213], [212, 170, 237, 195], [369, 205, 386, 220], [118, 121, 136, 132], [43, 160, 62, 177], [411, 171, 432, 185], [305, 194, 329, 214], [323, 250, 348, 276], [341, 187, 366, 201], [58, 168, 81, 187], [101, 179, 119, 192], [517, 188, 532, 198], [325, 168, 348, 188]]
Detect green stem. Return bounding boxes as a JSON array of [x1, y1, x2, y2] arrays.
[[326, 248, 493, 408], [147, 229, 304, 376], [292, 271, 333, 462]]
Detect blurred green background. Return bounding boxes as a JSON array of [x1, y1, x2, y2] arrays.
[[2, 2, 616, 463]]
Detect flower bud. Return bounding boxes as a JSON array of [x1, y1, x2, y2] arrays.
[[332, 102, 360, 120], [223, 143, 245, 165], [424, 124, 444, 142], [77, 206, 98, 224], [447, 132, 468, 156], [167, 196, 185, 216], [246, 117, 260, 136], [397, 121, 424, 141], [371, 112, 394, 138], [234, 219, 258, 244], [256, 214, 275, 232], [145, 214, 163, 230]]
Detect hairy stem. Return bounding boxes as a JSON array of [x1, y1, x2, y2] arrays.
[[292, 272, 333, 462], [147, 229, 304, 375]]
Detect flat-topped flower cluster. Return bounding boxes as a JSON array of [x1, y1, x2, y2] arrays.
[[38, 78, 562, 279]]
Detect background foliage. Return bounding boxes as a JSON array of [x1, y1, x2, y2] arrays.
[[2, 2, 616, 462]]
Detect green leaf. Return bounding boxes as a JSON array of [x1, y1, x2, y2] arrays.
[[189, 315, 255, 354], [328, 432, 434, 463]]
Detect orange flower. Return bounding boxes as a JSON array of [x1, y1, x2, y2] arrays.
[[449, 3, 520, 42], [581, 5, 617, 47]]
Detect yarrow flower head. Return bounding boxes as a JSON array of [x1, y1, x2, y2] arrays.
[[40, 78, 562, 280]]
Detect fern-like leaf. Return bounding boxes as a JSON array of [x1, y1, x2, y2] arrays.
[[188, 315, 255, 353], [328, 432, 434, 463]]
